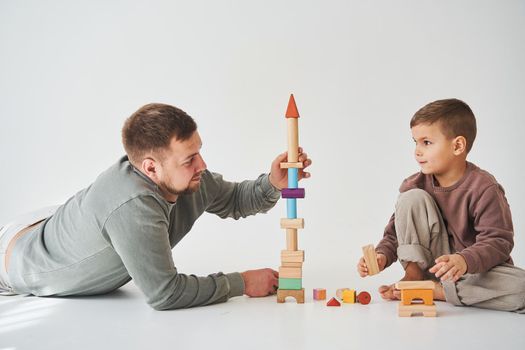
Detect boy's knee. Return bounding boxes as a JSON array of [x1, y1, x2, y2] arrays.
[[397, 189, 432, 209]]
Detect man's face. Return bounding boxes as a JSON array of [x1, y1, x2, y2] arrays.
[[156, 131, 207, 200], [411, 122, 456, 177]]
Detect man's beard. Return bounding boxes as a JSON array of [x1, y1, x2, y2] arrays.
[[160, 179, 201, 196]]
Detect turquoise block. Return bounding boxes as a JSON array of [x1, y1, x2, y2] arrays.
[[287, 198, 297, 218], [279, 278, 302, 290], [288, 168, 298, 189]]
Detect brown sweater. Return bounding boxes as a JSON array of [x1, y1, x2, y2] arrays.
[[376, 162, 514, 274]]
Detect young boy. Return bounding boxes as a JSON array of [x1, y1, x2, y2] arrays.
[[357, 98, 525, 313]]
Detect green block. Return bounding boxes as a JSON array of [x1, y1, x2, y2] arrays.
[[279, 278, 302, 290]]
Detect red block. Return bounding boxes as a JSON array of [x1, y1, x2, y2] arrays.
[[285, 94, 300, 118], [326, 297, 341, 307], [357, 291, 371, 305]]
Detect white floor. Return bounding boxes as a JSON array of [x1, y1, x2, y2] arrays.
[[1, 282, 524, 350]]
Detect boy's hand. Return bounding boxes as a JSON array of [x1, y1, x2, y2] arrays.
[[357, 253, 387, 277], [429, 254, 467, 282], [241, 268, 279, 297], [269, 147, 312, 190]]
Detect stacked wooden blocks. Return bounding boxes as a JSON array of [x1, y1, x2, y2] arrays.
[[395, 280, 437, 317], [277, 94, 306, 304]]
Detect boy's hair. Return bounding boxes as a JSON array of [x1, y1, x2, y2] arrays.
[[410, 98, 477, 153], [122, 103, 197, 165]]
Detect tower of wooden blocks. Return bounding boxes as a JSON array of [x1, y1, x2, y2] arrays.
[[395, 280, 437, 317], [277, 94, 306, 304]]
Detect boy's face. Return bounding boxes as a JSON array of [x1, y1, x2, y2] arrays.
[[411, 122, 458, 177]]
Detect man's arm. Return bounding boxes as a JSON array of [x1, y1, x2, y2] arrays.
[[205, 150, 311, 219], [104, 195, 244, 310], [205, 172, 281, 219]]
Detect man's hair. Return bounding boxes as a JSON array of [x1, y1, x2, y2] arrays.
[[122, 103, 197, 165], [410, 98, 477, 153]]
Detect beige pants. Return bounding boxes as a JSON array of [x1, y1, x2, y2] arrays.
[[0, 205, 59, 295], [395, 189, 525, 313]]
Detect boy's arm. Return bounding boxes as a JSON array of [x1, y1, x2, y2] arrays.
[[459, 184, 514, 274], [375, 213, 399, 268]]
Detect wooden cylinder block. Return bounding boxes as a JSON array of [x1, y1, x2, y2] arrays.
[[286, 228, 298, 250], [287, 118, 299, 162]]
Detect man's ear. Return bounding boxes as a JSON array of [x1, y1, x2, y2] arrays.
[[453, 136, 467, 156], [141, 157, 161, 182]]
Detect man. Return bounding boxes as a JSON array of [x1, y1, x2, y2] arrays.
[[0, 103, 311, 310]]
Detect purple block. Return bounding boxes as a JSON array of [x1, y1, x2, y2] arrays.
[[281, 188, 305, 199]]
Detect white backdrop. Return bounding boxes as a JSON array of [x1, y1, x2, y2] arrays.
[[1, 0, 524, 292]]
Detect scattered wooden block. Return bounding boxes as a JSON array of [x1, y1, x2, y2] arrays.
[[401, 289, 434, 306], [395, 280, 435, 290], [278, 278, 302, 290], [336, 288, 350, 300], [280, 162, 304, 169], [335, 288, 348, 299], [281, 188, 305, 199], [342, 289, 356, 304], [280, 218, 304, 229], [398, 303, 437, 317], [277, 288, 304, 304], [279, 266, 302, 278], [313, 288, 326, 301], [362, 244, 380, 276], [327, 297, 341, 307], [281, 250, 304, 262], [356, 291, 371, 305]]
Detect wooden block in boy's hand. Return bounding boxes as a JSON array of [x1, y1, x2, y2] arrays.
[[362, 244, 380, 276]]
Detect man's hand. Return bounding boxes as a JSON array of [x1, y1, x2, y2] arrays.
[[269, 147, 312, 190], [357, 252, 387, 277], [241, 268, 279, 297], [429, 254, 467, 282]]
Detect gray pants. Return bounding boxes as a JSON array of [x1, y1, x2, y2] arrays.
[[395, 189, 525, 313]]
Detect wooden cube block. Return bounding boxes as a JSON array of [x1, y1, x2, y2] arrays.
[[362, 244, 380, 276], [281, 250, 305, 263], [280, 218, 304, 229], [278, 278, 302, 290], [313, 288, 326, 301], [395, 280, 435, 290], [282, 261, 302, 268], [342, 289, 356, 304], [277, 288, 304, 304], [279, 266, 302, 278]]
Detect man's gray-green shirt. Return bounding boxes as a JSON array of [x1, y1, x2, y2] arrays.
[[9, 156, 281, 310]]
